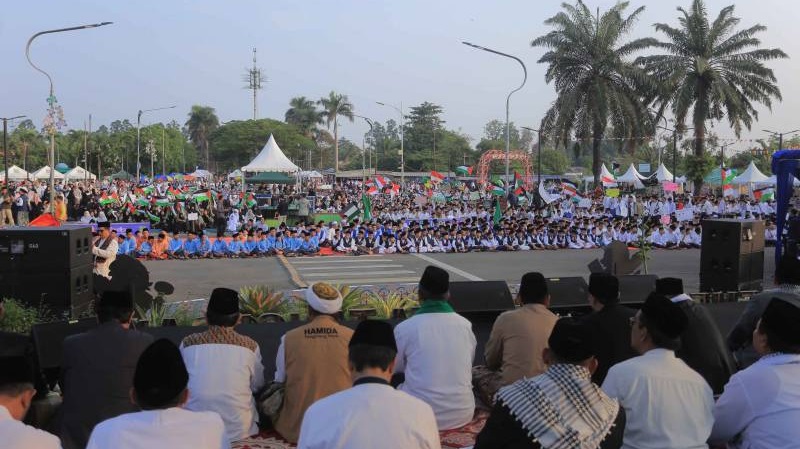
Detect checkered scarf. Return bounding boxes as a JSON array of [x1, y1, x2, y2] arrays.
[[496, 363, 619, 449]]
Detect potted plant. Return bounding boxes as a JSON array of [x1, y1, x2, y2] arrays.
[[238, 285, 286, 323], [0, 298, 40, 334]]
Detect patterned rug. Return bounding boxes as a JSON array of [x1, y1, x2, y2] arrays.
[[231, 409, 489, 449]]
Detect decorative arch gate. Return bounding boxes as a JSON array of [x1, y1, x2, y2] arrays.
[[477, 149, 534, 190]]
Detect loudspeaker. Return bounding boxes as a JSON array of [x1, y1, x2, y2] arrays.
[[546, 277, 589, 307], [31, 317, 97, 370], [700, 251, 764, 292], [619, 275, 658, 304], [0, 226, 93, 271], [701, 219, 765, 255], [448, 281, 514, 314], [0, 264, 94, 319]]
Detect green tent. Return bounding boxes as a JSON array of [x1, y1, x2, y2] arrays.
[[245, 172, 295, 184], [109, 170, 133, 180]]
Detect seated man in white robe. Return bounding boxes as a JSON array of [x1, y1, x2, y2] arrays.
[[0, 356, 62, 449], [87, 339, 228, 449], [298, 320, 441, 449], [394, 266, 477, 431]]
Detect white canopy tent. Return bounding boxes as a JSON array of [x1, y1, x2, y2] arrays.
[[241, 134, 300, 173], [601, 163, 615, 180], [0, 165, 30, 181], [64, 166, 97, 181], [614, 164, 646, 189], [297, 170, 323, 179], [189, 169, 213, 179], [227, 169, 243, 179], [651, 163, 675, 182], [731, 161, 770, 185], [31, 166, 65, 180]]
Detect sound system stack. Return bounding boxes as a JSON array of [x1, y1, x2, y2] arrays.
[[448, 281, 514, 318], [0, 226, 94, 318], [700, 219, 764, 292]]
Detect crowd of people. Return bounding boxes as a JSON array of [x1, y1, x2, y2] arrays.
[[2, 255, 800, 449]]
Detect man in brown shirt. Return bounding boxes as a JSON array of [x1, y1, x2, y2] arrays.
[[272, 282, 353, 443], [473, 272, 558, 405]]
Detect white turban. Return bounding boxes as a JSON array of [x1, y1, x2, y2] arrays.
[[304, 283, 343, 314]]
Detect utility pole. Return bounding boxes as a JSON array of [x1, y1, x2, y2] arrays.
[[2, 115, 26, 185], [244, 48, 264, 120], [162, 126, 166, 175]]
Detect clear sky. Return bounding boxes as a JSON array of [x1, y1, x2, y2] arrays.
[[1, 0, 796, 154]]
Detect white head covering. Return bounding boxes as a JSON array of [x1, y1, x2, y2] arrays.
[[304, 282, 343, 314]]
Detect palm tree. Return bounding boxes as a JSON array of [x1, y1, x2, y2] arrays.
[[318, 91, 354, 172], [637, 0, 787, 192], [185, 105, 220, 169], [532, 1, 656, 183], [285, 96, 323, 138]]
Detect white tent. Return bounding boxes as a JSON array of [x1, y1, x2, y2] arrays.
[[616, 163, 647, 182], [651, 163, 674, 182], [64, 166, 96, 181], [31, 166, 65, 180], [0, 165, 30, 181], [731, 161, 770, 185], [189, 169, 213, 179], [241, 134, 300, 173], [298, 170, 323, 179], [227, 169, 243, 179], [600, 163, 615, 180]]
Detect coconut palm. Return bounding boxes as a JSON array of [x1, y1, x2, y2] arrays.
[[285, 96, 323, 138], [318, 91, 354, 173], [185, 105, 219, 169], [532, 1, 656, 183], [637, 0, 787, 192]]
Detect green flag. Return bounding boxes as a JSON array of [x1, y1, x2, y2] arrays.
[[362, 193, 372, 221], [493, 200, 502, 225]]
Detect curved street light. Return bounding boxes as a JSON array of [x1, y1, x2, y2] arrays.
[[25, 22, 113, 213], [137, 105, 177, 181], [376, 101, 404, 185], [463, 41, 527, 194]]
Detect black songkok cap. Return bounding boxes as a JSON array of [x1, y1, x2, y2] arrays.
[[207, 288, 239, 315], [655, 278, 684, 297], [349, 320, 397, 351], [548, 318, 595, 363], [97, 221, 111, 229], [133, 339, 188, 408], [641, 293, 688, 339], [419, 265, 449, 295], [98, 290, 133, 309], [588, 273, 619, 305], [761, 297, 800, 345], [0, 356, 35, 387]]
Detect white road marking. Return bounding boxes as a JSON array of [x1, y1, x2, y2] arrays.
[[303, 270, 416, 277], [296, 264, 403, 271], [290, 258, 395, 265], [313, 277, 420, 285], [411, 253, 485, 281]]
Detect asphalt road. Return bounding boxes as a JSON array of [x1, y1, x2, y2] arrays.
[[145, 247, 776, 302]]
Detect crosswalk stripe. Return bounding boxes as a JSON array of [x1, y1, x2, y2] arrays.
[[290, 259, 395, 265], [303, 270, 416, 278], [296, 264, 403, 271], [312, 277, 420, 285]]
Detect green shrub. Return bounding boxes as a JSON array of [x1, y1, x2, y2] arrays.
[[0, 298, 40, 334]]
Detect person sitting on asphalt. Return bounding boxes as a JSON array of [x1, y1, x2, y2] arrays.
[[0, 356, 62, 449], [474, 318, 625, 449], [473, 272, 558, 406], [602, 293, 714, 449], [273, 282, 354, 443], [297, 320, 441, 449], [166, 232, 185, 259], [211, 232, 228, 258], [710, 296, 800, 449], [394, 265, 477, 431], [226, 233, 243, 258], [150, 233, 169, 260], [180, 288, 265, 443], [136, 236, 153, 258], [86, 339, 228, 449]]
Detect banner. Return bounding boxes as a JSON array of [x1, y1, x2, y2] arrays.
[[660, 214, 672, 225], [663, 182, 678, 192], [577, 198, 593, 208], [89, 222, 150, 234], [605, 188, 620, 198], [675, 208, 694, 222]]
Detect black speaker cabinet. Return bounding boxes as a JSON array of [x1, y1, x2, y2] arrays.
[[619, 275, 658, 304], [0, 264, 94, 319], [546, 277, 589, 307], [448, 281, 514, 314], [701, 219, 765, 292], [0, 226, 93, 271], [701, 219, 765, 255]]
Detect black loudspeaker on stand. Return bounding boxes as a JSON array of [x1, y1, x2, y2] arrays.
[[700, 219, 765, 292], [0, 226, 94, 318]]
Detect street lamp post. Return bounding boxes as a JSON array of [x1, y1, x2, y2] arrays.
[[763, 129, 800, 153], [26, 22, 112, 213], [137, 105, 176, 181], [354, 115, 374, 184], [521, 126, 543, 185], [1, 116, 25, 185], [376, 101, 404, 185], [463, 41, 527, 194]]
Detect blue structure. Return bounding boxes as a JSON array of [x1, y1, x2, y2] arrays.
[[771, 150, 800, 265]]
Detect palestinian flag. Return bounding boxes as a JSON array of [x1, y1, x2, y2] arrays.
[[367, 185, 379, 195], [601, 176, 617, 187], [721, 168, 737, 196], [455, 165, 473, 176], [493, 200, 502, 225], [390, 183, 400, 195], [98, 193, 117, 206], [491, 184, 505, 196], [142, 185, 155, 195], [136, 197, 150, 207], [137, 209, 161, 223], [513, 172, 524, 195], [169, 187, 185, 200], [245, 193, 256, 208], [362, 193, 372, 221], [430, 171, 445, 184], [192, 189, 212, 203], [374, 175, 388, 189], [343, 203, 360, 220], [561, 181, 578, 196], [153, 196, 171, 207], [754, 186, 774, 202]]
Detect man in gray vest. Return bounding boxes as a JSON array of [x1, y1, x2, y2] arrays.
[[91, 222, 118, 280]]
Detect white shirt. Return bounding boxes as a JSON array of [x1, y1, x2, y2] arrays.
[[298, 380, 441, 449], [86, 407, 229, 449], [181, 339, 265, 442], [711, 353, 800, 449], [602, 348, 714, 449], [0, 405, 62, 449], [394, 311, 476, 430]]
